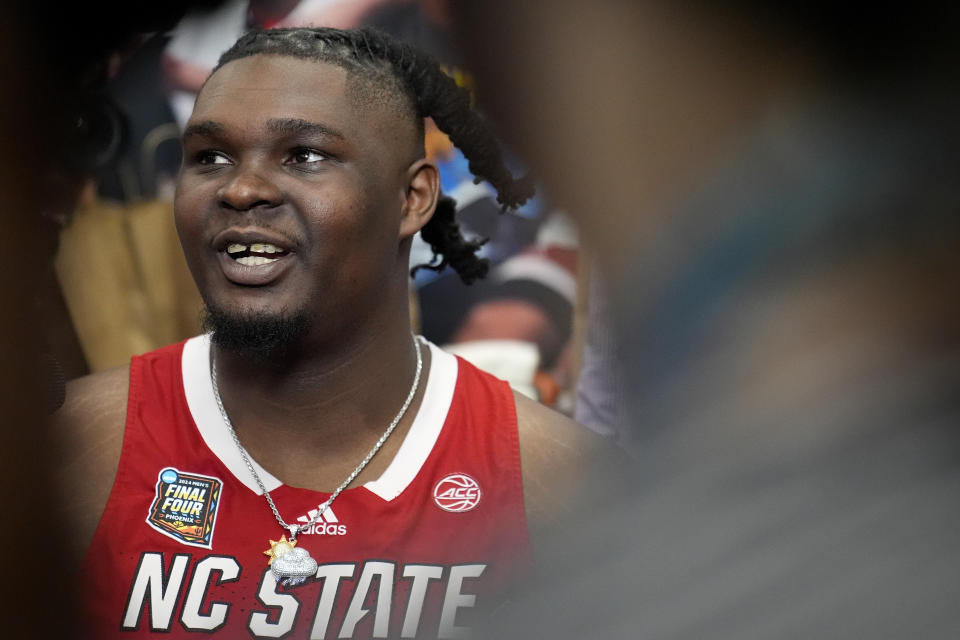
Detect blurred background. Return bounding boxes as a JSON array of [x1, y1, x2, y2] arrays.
[[4, 0, 959, 637]]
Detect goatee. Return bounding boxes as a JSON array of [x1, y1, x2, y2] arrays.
[[203, 304, 309, 361]]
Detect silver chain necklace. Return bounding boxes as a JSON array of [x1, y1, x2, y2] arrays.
[[210, 334, 424, 586]]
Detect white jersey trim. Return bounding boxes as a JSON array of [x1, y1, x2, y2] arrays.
[[181, 335, 459, 501], [364, 341, 458, 501], [182, 334, 282, 494]]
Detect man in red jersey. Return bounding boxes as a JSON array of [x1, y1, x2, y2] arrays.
[[54, 27, 616, 639]]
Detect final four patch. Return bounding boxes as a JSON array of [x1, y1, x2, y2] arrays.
[[146, 467, 222, 548]]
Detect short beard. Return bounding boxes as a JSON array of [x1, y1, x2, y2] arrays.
[[203, 304, 310, 361]]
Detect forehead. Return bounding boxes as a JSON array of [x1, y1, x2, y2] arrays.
[[192, 55, 414, 153]]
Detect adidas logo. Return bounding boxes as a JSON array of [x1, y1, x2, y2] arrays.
[[297, 505, 348, 536]]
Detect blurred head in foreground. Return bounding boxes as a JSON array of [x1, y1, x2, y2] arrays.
[[451, 2, 960, 637]]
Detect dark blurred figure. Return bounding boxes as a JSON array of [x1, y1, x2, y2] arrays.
[[2, 2, 221, 635], [0, 6, 73, 636], [452, 2, 960, 638]]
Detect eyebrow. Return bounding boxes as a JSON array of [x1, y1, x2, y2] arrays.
[[266, 118, 345, 141], [181, 120, 225, 140], [181, 118, 346, 144]]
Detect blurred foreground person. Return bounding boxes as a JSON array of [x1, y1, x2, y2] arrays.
[[0, 7, 75, 638], [3, 1, 222, 636], [452, 2, 960, 638], [55, 26, 613, 639]]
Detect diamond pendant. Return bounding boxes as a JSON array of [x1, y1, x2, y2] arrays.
[[264, 532, 318, 587]]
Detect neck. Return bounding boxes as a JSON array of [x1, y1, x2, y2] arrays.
[[212, 316, 426, 490]]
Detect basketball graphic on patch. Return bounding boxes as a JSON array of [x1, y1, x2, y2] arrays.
[[433, 473, 482, 512]]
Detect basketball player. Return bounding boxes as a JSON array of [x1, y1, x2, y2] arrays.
[[54, 27, 617, 639]]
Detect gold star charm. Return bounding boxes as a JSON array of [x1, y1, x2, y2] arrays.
[[263, 534, 297, 566]]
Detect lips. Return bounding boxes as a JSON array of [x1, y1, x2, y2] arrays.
[[212, 228, 297, 286]]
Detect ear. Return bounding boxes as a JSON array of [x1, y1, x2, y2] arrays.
[[399, 158, 440, 240]]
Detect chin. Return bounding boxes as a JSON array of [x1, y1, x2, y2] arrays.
[[203, 303, 310, 359]]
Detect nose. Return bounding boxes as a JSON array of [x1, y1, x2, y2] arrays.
[[217, 166, 283, 211]]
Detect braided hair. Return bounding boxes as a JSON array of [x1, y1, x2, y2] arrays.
[[214, 27, 535, 285]]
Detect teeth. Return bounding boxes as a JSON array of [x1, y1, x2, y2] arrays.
[[225, 241, 285, 261], [250, 243, 282, 253], [229, 242, 282, 254], [236, 255, 278, 266]]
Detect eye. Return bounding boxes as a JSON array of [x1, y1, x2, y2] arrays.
[[286, 148, 327, 166], [196, 151, 232, 165]]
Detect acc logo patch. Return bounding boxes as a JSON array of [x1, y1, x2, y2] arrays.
[[433, 473, 482, 513], [146, 467, 223, 548]]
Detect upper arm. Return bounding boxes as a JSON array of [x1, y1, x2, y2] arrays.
[[50, 365, 130, 562], [515, 391, 629, 553]]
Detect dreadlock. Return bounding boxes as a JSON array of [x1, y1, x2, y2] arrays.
[[214, 27, 535, 285]]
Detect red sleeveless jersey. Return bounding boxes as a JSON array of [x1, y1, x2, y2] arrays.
[[82, 336, 530, 638]]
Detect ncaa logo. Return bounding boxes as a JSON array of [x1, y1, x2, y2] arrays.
[[433, 474, 482, 512]]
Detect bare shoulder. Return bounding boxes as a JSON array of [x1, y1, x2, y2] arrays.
[[50, 365, 130, 560], [514, 391, 628, 546]]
